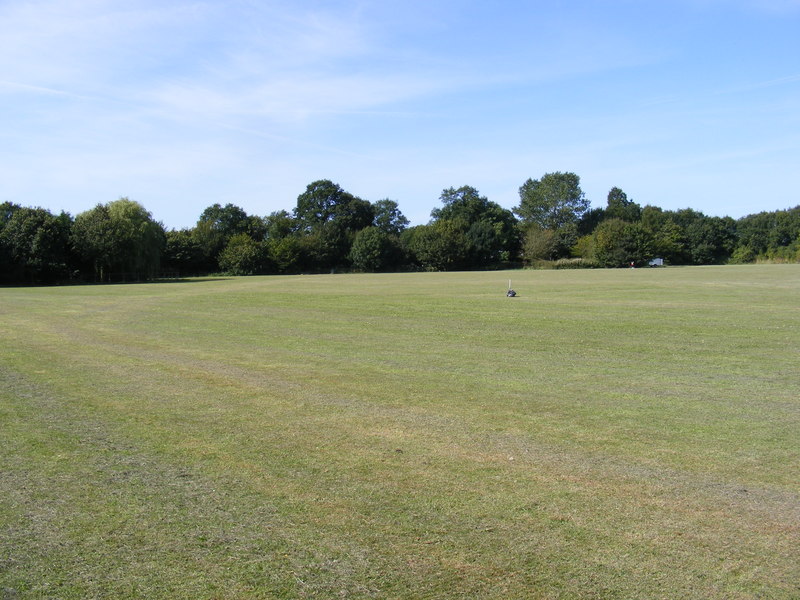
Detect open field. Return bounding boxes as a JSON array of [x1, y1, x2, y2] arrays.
[[1, 265, 799, 599]]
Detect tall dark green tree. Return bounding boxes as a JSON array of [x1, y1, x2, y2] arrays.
[[372, 199, 409, 235], [218, 233, 269, 275], [108, 199, 166, 277], [577, 206, 606, 236], [685, 215, 737, 265], [431, 185, 519, 267], [736, 206, 800, 260], [640, 207, 736, 265], [293, 180, 374, 269], [0, 202, 23, 282], [605, 187, 641, 222], [270, 236, 306, 274], [71, 203, 115, 281], [294, 180, 343, 228], [401, 221, 469, 271], [0, 206, 72, 283], [515, 172, 589, 230], [193, 203, 253, 271], [1, 201, 20, 225], [592, 218, 654, 267], [262, 210, 303, 273], [263, 210, 297, 241], [641, 206, 688, 264], [294, 180, 372, 231], [72, 198, 165, 281], [349, 226, 403, 272], [163, 228, 206, 275]]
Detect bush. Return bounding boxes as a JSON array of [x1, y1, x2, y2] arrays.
[[218, 234, 267, 275], [349, 226, 402, 272], [552, 258, 600, 269], [729, 245, 757, 264]]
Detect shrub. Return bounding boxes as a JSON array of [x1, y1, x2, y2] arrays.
[[218, 234, 267, 275], [552, 257, 600, 269], [729, 245, 757, 264]]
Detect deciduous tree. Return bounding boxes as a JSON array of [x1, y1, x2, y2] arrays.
[[431, 185, 518, 266], [218, 233, 268, 275], [163, 228, 206, 275], [72, 198, 165, 281], [194, 203, 252, 270], [372, 199, 409, 235], [71, 203, 114, 281], [294, 180, 373, 232], [515, 172, 589, 230], [294, 180, 375, 268], [522, 226, 557, 262], [0, 206, 72, 283], [592, 218, 653, 267], [605, 187, 641, 222], [349, 226, 402, 272], [402, 221, 469, 271]]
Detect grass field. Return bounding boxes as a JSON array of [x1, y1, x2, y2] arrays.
[[1, 265, 798, 599]]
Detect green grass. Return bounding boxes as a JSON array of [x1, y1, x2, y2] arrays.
[[1, 265, 798, 599]]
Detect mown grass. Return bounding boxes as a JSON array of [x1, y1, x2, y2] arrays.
[[1, 265, 798, 599]]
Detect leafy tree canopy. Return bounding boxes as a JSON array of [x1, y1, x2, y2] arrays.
[[402, 221, 469, 271], [0, 206, 71, 283], [72, 198, 164, 281], [372, 199, 409, 235], [7, 175, 800, 282], [515, 172, 589, 230], [293, 180, 375, 268], [194, 203, 252, 261], [605, 187, 641, 222], [294, 180, 373, 232], [163, 229, 205, 275], [263, 210, 297, 241], [1, 201, 22, 226], [197, 203, 250, 235], [592, 218, 654, 267], [218, 233, 267, 275], [349, 226, 402, 272], [431, 185, 519, 265]]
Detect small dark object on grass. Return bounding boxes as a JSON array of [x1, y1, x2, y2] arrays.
[[507, 289, 516, 297]]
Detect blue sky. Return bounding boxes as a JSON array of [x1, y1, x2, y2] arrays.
[[2, 0, 799, 229]]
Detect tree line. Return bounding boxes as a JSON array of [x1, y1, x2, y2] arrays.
[[2, 173, 799, 284]]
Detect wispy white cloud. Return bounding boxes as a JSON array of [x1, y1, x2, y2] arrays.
[[2, 0, 664, 128], [0, 1, 206, 90], [0, 79, 95, 99], [718, 73, 800, 95], [2, 0, 798, 226], [0, 1, 456, 122]]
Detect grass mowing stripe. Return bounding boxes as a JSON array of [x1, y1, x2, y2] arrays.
[[1, 369, 301, 598], [2, 265, 799, 598]]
